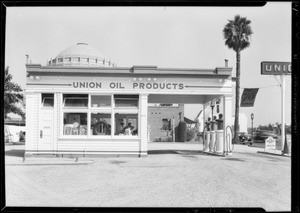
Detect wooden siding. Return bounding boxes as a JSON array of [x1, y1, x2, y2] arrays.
[[56, 138, 141, 153], [25, 93, 39, 152]]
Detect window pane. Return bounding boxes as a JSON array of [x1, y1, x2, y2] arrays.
[[114, 95, 138, 107], [64, 57, 71, 62], [162, 119, 170, 130], [91, 95, 111, 107], [115, 113, 138, 136], [42, 93, 54, 107], [91, 113, 111, 135], [63, 113, 87, 135], [81, 58, 88, 63], [63, 94, 88, 107]]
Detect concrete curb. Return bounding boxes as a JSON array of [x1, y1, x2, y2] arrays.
[[6, 161, 95, 166], [17, 157, 96, 165]]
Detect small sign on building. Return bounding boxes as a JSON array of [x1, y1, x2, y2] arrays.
[[265, 136, 276, 150]]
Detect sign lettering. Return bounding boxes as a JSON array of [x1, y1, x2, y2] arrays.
[[73, 82, 102, 88], [261, 62, 291, 75], [132, 82, 184, 90], [72, 81, 185, 90]]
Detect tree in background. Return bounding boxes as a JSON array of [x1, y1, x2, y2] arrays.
[[223, 15, 253, 143], [4, 66, 25, 119]]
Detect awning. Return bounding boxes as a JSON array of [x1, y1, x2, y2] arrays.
[[184, 117, 197, 124]]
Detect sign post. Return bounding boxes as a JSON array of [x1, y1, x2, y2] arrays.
[[281, 74, 286, 152], [261, 61, 291, 153], [251, 113, 254, 139]]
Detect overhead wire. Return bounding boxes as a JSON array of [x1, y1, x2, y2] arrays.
[[241, 74, 291, 89]]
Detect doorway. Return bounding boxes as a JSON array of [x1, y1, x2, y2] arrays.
[[38, 94, 54, 152]]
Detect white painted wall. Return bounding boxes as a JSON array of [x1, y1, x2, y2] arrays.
[[25, 92, 39, 152]]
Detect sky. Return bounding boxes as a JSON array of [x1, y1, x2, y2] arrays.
[[5, 3, 292, 127]]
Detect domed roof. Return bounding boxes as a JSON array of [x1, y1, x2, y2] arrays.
[[57, 43, 104, 59], [49, 43, 116, 67]]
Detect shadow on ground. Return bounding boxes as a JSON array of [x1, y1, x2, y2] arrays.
[[5, 149, 25, 158], [148, 149, 206, 155]]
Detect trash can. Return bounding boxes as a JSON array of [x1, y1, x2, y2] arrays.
[[210, 131, 216, 152], [215, 130, 224, 154]]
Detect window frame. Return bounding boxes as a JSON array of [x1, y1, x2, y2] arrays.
[[41, 93, 54, 108], [162, 118, 171, 131], [90, 113, 112, 136], [62, 112, 88, 136], [63, 94, 88, 108], [113, 112, 139, 137], [60, 93, 140, 139], [91, 95, 112, 109], [114, 94, 139, 108], [61, 93, 89, 138]]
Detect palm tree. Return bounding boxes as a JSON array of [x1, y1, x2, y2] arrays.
[[4, 66, 25, 119], [223, 15, 253, 143]]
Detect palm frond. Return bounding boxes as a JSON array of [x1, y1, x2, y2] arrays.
[[223, 15, 253, 52]]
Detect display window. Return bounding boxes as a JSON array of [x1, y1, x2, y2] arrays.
[[115, 113, 138, 136], [63, 113, 87, 135], [91, 113, 111, 135], [61, 93, 139, 138]]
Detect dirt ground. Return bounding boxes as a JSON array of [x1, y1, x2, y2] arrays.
[[5, 142, 291, 211]]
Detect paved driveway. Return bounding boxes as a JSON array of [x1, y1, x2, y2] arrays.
[[5, 142, 291, 211]]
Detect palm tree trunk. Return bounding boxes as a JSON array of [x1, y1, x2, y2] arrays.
[[233, 50, 241, 143]]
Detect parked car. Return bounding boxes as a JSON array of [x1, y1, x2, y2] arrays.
[[238, 132, 253, 145], [253, 130, 278, 142]]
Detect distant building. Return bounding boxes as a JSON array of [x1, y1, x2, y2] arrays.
[[148, 104, 184, 141]]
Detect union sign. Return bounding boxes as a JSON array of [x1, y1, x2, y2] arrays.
[[261, 61, 291, 75]]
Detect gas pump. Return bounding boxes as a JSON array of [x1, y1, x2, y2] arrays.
[[210, 116, 218, 152], [215, 114, 224, 154], [204, 117, 211, 152]]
